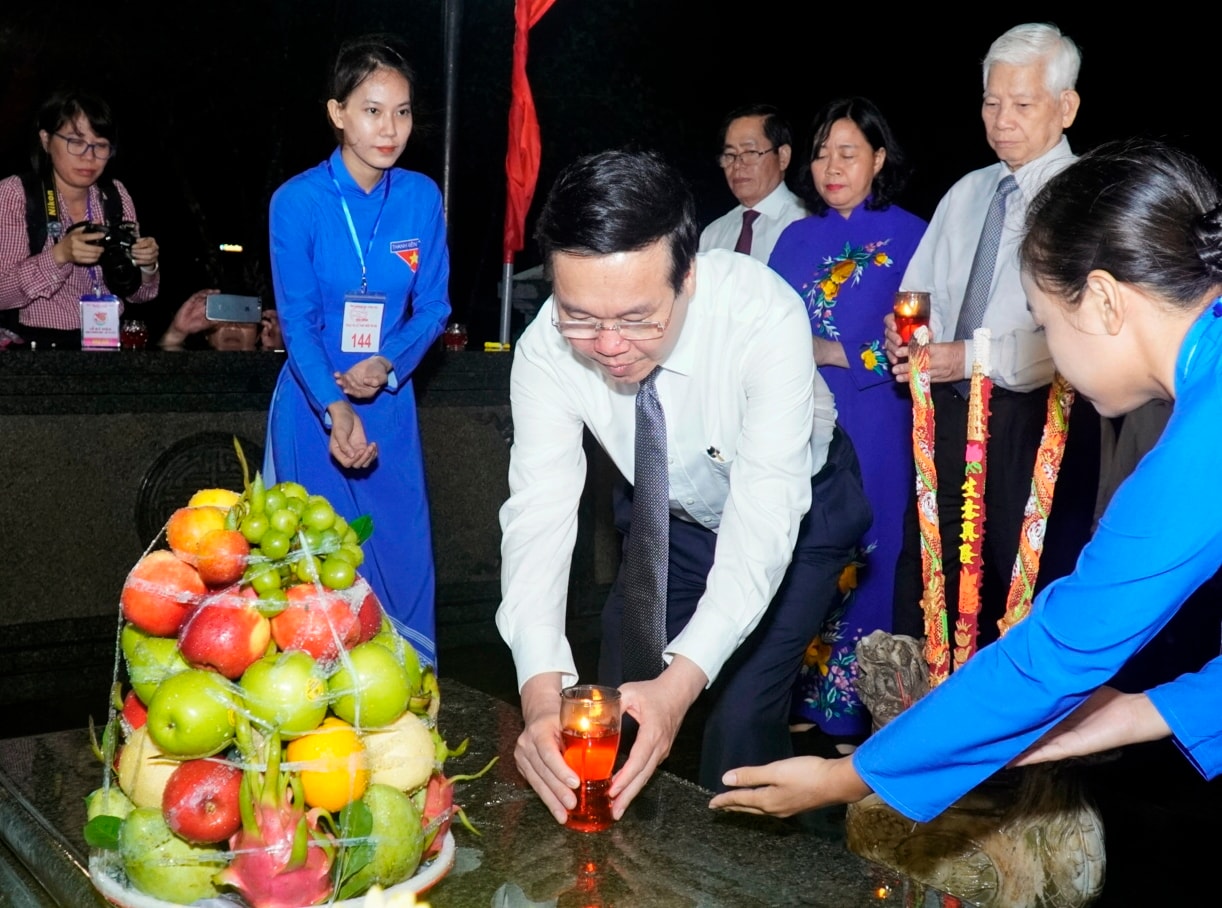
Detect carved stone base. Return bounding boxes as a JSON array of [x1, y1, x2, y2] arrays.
[[846, 765, 1105, 907], [849, 632, 1106, 907]]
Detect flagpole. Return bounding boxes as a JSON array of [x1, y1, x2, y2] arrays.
[[442, 0, 462, 229], [499, 261, 513, 346]]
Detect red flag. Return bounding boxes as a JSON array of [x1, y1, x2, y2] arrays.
[[503, 0, 557, 263]]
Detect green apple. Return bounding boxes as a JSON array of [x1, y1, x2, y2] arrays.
[[119, 807, 225, 902], [239, 650, 330, 737], [328, 642, 411, 728], [122, 622, 189, 704], [368, 622, 424, 695], [344, 784, 425, 892], [146, 669, 236, 758]]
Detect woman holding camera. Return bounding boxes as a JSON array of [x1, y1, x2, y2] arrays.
[[265, 36, 450, 665], [0, 89, 160, 348]]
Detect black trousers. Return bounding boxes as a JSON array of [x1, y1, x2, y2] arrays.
[[892, 383, 1098, 646], [599, 427, 872, 791]]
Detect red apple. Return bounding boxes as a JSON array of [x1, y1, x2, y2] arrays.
[[162, 758, 243, 844], [195, 529, 250, 588], [353, 578, 385, 644], [166, 506, 227, 563], [122, 689, 148, 733], [179, 589, 271, 679], [122, 551, 207, 637], [271, 583, 359, 662]]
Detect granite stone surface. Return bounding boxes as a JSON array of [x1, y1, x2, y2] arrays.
[[0, 679, 953, 907]]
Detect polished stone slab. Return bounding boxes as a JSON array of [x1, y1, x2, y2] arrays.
[[0, 679, 954, 907]]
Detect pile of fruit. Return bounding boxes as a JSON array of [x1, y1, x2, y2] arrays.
[[85, 463, 489, 907]]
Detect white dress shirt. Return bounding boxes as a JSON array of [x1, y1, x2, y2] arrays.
[[699, 182, 807, 264], [497, 249, 838, 691], [900, 137, 1076, 392]]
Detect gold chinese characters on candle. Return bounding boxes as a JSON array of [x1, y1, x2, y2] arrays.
[[893, 291, 931, 345], [559, 684, 622, 832]]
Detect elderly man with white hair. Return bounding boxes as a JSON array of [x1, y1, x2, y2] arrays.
[[882, 22, 1092, 650]]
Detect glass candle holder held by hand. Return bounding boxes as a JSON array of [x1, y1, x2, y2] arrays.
[[893, 291, 931, 346], [560, 684, 622, 833]]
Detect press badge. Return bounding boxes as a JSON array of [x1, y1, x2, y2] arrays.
[[341, 291, 386, 353], [79, 294, 121, 349]]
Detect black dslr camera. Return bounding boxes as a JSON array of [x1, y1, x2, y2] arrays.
[[67, 220, 143, 299]]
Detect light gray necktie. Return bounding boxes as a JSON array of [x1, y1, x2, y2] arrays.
[[955, 175, 1019, 341], [621, 366, 669, 681], [953, 175, 1018, 394]]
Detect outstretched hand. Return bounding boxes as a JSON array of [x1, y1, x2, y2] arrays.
[[709, 754, 872, 818], [1010, 687, 1171, 767]]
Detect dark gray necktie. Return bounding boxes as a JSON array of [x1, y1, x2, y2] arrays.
[[621, 366, 669, 681], [953, 174, 1018, 395], [734, 209, 760, 255]]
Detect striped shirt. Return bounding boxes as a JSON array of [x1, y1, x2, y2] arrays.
[[0, 174, 158, 330]]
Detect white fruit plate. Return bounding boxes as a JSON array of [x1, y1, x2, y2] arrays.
[[89, 830, 455, 908]]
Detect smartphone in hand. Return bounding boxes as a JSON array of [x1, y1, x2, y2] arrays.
[[205, 294, 261, 323]]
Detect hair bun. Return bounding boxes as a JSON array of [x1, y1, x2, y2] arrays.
[[1193, 204, 1222, 276]]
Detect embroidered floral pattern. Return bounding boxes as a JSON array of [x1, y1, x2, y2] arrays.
[[793, 543, 876, 725], [860, 339, 887, 375], [801, 239, 893, 343]]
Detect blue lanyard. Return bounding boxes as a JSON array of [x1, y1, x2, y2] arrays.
[[83, 189, 101, 294], [327, 160, 390, 293]]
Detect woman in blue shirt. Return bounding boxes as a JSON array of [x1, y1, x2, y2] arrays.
[[265, 36, 450, 664], [710, 138, 1222, 822]]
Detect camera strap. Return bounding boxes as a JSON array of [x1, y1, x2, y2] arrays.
[[19, 171, 123, 256]]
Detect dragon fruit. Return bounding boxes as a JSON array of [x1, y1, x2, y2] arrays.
[[216, 719, 335, 908], [417, 730, 497, 859]]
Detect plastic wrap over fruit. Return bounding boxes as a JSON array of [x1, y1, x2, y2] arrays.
[[84, 462, 492, 907]]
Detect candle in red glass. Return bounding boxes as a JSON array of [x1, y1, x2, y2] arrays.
[[560, 684, 622, 832], [893, 291, 931, 345]]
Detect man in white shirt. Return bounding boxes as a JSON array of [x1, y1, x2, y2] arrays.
[[884, 23, 1094, 647], [698, 104, 807, 263], [499, 149, 870, 822]]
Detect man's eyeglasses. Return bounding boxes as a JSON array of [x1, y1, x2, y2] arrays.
[[552, 316, 670, 341], [53, 133, 114, 160], [718, 147, 777, 169]]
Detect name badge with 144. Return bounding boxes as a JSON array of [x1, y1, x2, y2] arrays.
[[342, 291, 386, 353]]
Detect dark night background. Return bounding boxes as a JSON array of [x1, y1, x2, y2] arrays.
[[0, 3, 1214, 344]]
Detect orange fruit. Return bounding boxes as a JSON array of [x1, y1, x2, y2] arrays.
[[285, 716, 369, 811], [166, 507, 228, 562]]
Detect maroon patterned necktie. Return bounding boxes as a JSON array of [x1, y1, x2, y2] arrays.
[[734, 209, 760, 255]]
